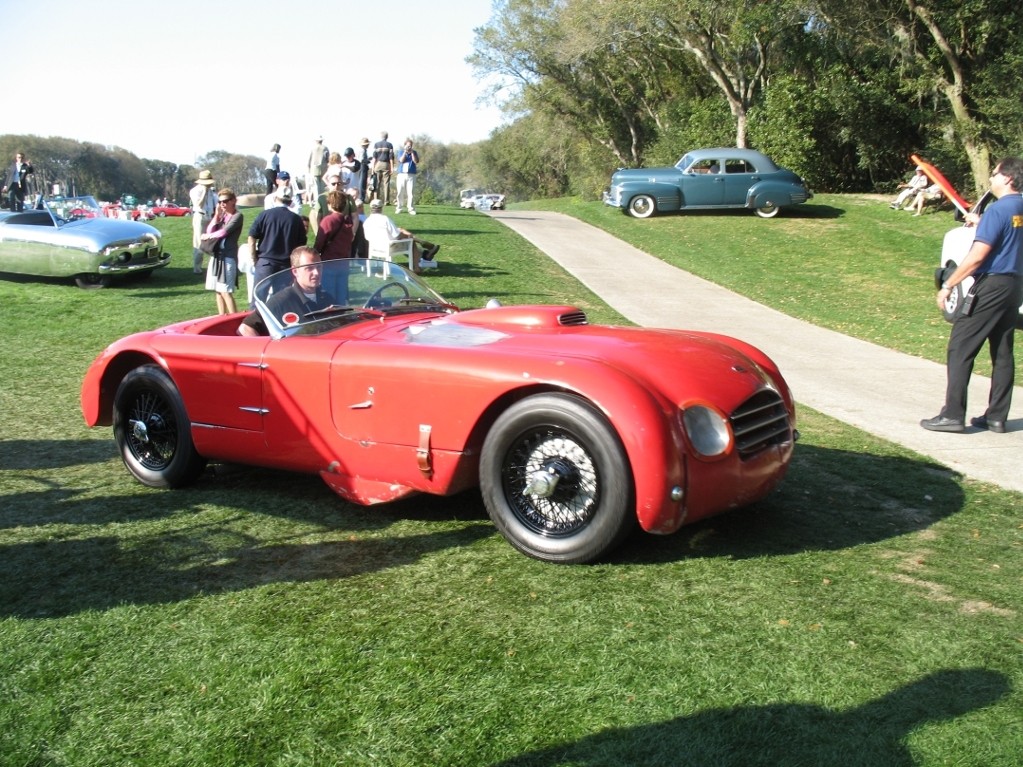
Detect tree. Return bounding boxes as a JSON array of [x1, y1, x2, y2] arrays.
[[614, 0, 809, 149], [195, 150, 264, 195], [808, 0, 1023, 195], [469, 0, 676, 167]]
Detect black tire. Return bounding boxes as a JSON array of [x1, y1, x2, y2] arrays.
[[113, 365, 206, 488], [941, 280, 966, 323], [74, 273, 111, 289], [480, 393, 635, 564], [755, 203, 780, 218], [627, 195, 656, 219]]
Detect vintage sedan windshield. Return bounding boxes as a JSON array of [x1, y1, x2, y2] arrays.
[[675, 153, 694, 171]]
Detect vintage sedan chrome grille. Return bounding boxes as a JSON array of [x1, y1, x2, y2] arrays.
[[730, 390, 790, 460]]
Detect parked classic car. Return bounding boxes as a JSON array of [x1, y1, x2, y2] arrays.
[[0, 195, 169, 288], [604, 148, 813, 219], [151, 203, 191, 217], [939, 191, 1023, 323], [81, 258, 797, 564], [474, 193, 506, 211]]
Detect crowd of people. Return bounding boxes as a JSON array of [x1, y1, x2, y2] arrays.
[[191, 132, 439, 317]]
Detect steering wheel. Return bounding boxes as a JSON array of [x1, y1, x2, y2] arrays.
[[365, 281, 411, 308]]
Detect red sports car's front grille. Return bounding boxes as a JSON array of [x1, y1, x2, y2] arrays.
[[730, 390, 790, 460]]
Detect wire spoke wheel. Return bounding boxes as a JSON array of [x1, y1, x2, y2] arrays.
[[124, 388, 179, 472], [503, 429, 599, 537], [113, 365, 206, 488], [481, 393, 634, 564]]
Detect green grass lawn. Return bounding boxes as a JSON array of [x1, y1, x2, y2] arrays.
[[1, 201, 1020, 766]]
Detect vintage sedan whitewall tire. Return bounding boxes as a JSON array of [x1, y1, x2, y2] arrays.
[[113, 364, 206, 488], [754, 203, 780, 218], [627, 194, 656, 219], [480, 393, 636, 564]]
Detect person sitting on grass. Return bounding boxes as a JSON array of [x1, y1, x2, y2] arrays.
[[908, 183, 943, 216], [890, 167, 928, 209]]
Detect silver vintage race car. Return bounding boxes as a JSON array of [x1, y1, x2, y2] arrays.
[[0, 195, 168, 288]]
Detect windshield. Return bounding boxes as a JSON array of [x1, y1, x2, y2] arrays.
[[252, 258, 456, 338], [675, 153, 693, 172], [44, 196, 104, 225]]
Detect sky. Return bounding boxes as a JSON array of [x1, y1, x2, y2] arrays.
[[0, 0, 507, 174]]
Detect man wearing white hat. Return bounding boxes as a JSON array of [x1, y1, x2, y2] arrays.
[[306, 136, 329, 227], [189, 170, 217, 274]]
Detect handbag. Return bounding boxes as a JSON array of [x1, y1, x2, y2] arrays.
[[199, 237, 218, 255]]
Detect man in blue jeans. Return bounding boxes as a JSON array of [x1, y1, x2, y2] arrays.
[[394, 139, 419, 214], [921, 156, 1023, 434]]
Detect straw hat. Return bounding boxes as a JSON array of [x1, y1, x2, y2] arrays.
[[196, 170, 215, 186]]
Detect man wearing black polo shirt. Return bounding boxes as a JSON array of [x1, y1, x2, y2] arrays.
[[238, 247, 335, 336], [247, 186, 307, 286], [921, 156, 1023, 434]]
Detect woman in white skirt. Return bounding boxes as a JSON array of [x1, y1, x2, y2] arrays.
[[200, 188, 244, 314]]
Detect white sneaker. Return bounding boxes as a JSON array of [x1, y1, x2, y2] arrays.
[[394, 208, 403, 214], [409, 209, 416, 215]]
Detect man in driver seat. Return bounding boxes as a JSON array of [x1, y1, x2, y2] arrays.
[[238, 246, 336, 336]]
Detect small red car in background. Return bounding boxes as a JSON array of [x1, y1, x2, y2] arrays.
[[151, 203, 191, 217]]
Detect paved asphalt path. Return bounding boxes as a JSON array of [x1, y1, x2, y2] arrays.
[[489, 209, 1023, 495]]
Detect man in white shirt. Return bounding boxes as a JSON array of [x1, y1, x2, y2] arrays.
[[890, 167, 928, 209], [362, 199, 439, 273]]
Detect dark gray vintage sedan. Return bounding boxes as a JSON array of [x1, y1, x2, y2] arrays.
[[603, 148, 812, 219], [0, 196, 168, 288]]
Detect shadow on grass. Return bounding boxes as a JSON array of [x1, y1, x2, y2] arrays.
[[0, 511, 494, 619], [0, 438, 113, 470], [487, 669, 1009, 767], [0, 438, 968, 614], [614, 444, 966, 565]]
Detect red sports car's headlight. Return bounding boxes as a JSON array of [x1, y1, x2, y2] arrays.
[[682, 405, 732, 458]]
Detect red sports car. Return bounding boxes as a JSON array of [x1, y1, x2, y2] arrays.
[[151, 203, 191, 217], [81, 259, 796, 563]]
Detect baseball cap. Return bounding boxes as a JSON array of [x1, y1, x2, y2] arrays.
[[278, 170, 290, 181], [369, 199, 383, 210]]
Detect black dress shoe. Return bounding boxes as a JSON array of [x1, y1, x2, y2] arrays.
[[970, 415, 1006, 433], [920, 415, 965, 433]]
